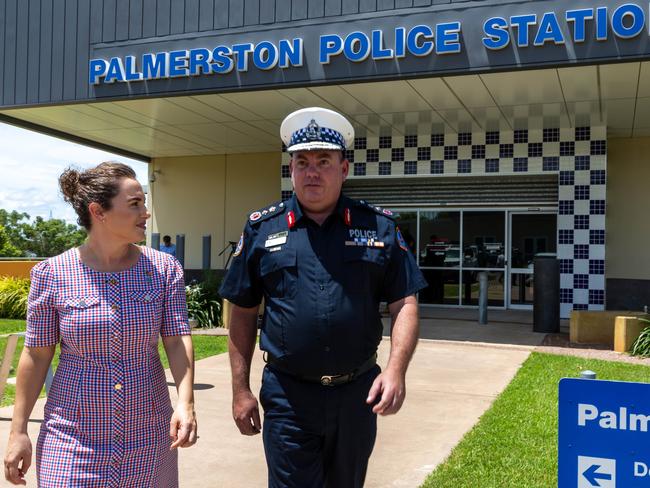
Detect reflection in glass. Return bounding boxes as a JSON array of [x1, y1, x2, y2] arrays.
[[461, 271, 504, 306], [419, 269, 460, 305], [393, 211, 417, 255], [463, 211, 505, 268], [419, 212, 460, 268], [510, 214, 557, 268], [510, 272, 534, 305]]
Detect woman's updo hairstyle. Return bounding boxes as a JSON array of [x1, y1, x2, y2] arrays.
[[59, 161, 137, 230]]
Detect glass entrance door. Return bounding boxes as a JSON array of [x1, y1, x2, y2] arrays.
[[392, 208, 557, 310], [461, 211, 506, 307], [507, 212, 557, 309]]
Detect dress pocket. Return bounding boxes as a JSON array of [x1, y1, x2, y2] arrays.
[[128, 288, 163, 325], [59, 295, 103, 350]]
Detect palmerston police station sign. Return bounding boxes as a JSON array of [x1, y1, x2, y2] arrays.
[[88, 0, 650, 94]]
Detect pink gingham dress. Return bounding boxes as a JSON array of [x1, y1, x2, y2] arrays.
[[25, 247, 190, 487]]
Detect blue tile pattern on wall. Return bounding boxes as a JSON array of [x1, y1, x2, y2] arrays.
[[431, 160, 444, 174], [513, 158, 528, 172], [575, 156, 590, 171], [485, 159, 499, 173], [486, 131, 500, 145], [458, 160, 471, 174], [458, 133, 472, 146], [543, 157, 559, 171]]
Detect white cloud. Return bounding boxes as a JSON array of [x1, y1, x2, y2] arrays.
[[0, 123, 148, 223]]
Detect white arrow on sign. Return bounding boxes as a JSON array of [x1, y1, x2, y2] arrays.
[[578, 456, 616, 488]]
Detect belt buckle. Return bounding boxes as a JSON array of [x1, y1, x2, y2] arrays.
[[320, 375, 336, 386]]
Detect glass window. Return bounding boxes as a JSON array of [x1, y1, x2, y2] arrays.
[[463, 211, 505, 269], [419, 211, 460, 268], [510, 214, 557, 268], [461, 271, 505, 306], [510, 272, 534, 305], [419, 269, 460, 305]]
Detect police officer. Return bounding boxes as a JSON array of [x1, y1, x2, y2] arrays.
[[219, 107, 427, 488]]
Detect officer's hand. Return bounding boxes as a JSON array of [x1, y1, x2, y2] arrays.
[[366, 369, 406, 416], [232, 390, 261, 435]]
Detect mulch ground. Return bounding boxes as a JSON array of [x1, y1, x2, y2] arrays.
[[536, 332, 650, 365]]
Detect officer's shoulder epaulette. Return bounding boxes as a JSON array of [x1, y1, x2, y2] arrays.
[[248, 200, 287, 225], [353, 199, 396, 220]]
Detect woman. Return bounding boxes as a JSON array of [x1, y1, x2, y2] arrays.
[[4, 162, 196, 487]]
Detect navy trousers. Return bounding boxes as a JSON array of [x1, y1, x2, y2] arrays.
[[259, 365, 380, 488]]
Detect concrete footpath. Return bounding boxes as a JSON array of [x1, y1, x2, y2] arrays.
[[0, 322, 536, 487]]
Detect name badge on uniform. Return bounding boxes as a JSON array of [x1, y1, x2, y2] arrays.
[[265, 231, 288, 248], [345, 228, 384, 248]]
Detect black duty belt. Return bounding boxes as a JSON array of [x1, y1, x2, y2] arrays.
[[264, 353, 377, 387]]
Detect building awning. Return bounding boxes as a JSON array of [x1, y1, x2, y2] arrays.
[[1, 61, 649, 159]]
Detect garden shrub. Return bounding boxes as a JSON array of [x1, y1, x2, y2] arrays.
[[0, 276, 30, 319]]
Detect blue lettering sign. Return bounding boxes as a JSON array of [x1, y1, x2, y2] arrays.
[[371, 30, 394, 60], [566, 8, 594, 43], [232, 43, 254, 71], [436, 22, 462, 54], [483, 17, 510, 50], [596, 7, 609, 41], [168, 50, 189, 77], [211, 46, 233, 74], [344, 32, 371, 62], [89, 59, 108, 84], [320, 34, 343, 64], [86, 3, 650, 85], [510, 14, 538, 47], [279, 38, 303, 68], [253, 41, 279, 70], [407, 25, 434, 56], [188, 48, 211, 76], [104, 58, 125, 83], [612, 3, 646, 38], [394, 27, 407, 58], [534, 12, 565, 46], [143, 52, 168, 79]]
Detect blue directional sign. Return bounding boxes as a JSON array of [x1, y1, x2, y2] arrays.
[[559, 378, 650, 488]]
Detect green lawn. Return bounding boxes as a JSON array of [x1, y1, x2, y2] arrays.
[[0, 319, 228, 406], [422, 352, 650, 488]]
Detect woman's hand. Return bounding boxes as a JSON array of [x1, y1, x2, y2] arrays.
[[169, 402, 197, 449], [4, 431, 31, 485]]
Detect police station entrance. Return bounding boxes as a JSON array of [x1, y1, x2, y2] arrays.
[[390, 208, 557, 310]]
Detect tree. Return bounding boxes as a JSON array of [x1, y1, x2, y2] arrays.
[[22, 217, 87, 257], [0, 210, 30, 252], [0, 225, 21, 257], [0, 209, 87, 257]]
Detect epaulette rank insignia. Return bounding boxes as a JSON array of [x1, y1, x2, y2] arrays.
[[249, 201, 286, 225], [359, 200, 395, 219]]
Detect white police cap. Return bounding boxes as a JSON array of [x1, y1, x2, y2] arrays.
[[281, 107, 355, 153]]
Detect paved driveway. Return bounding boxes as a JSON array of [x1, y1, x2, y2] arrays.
[[0, 330, 534, 487]]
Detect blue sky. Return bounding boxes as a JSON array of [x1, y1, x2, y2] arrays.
[[0, 123, 148, 225]]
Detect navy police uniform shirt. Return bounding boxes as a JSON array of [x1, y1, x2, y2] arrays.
[[219, 193, 427, 377]]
